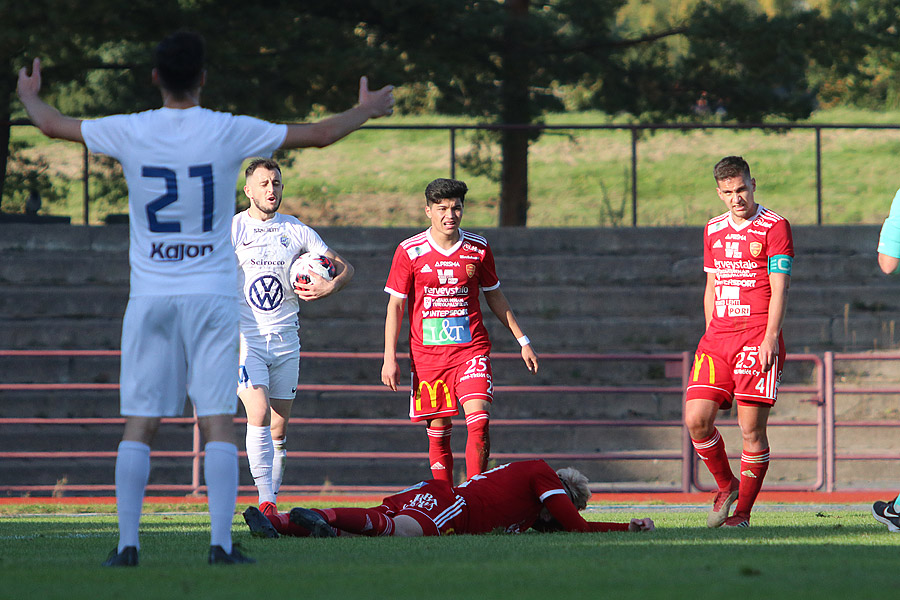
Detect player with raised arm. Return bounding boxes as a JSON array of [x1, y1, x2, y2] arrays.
[[684, 156, 793, 528], [381, 179, 539, 484], [233, 158, 354, 517], [242, 459, 654, 538], [16, 31, 393, 566]]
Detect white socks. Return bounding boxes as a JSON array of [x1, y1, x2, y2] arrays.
[[272, 437, 287, 496], [115, 440, 151, 552], [246, 425, 275, 505], [114, 440, 239, 555], [204, 441, 238, 553]]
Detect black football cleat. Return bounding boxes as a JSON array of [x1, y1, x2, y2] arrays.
[[872, 500, 900, 532], [289, 507, 336, 538], [208, 544, 256, 565], [243, 505, 280, 539], [102, 546, 138, 567]]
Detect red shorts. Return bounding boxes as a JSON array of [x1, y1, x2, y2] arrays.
[[684, 326, 785, 409], [408, 355, 493, 422], [376, 480, 467, 536]]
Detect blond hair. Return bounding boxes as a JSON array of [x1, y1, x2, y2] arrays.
[[556, 467, 591, 510]]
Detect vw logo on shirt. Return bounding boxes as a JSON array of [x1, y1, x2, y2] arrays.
[[248, 274, 284, 311]]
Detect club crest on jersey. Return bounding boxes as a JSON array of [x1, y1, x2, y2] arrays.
[[465, 264, 476, 278], [280, 235, 290, 248], [248, 274, 285, 311], [749, 242, 763, 257]]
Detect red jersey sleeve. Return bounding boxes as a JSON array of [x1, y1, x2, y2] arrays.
[[384, 243, 412, 298], [767, 218, 794, 258], [479, 243, 500, 291], [526, 461, 630, 533], [541, 494, 630, 532], [703, 224, 715, 272]]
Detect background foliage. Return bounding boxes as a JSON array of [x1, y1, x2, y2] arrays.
[[3, 0, 899, 224]]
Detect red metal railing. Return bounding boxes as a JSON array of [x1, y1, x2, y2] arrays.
[[0, 349, 893, 496]]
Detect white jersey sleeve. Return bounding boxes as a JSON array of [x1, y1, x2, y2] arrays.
[[233, 211, 330, 335], [82, 107, 287, 297]]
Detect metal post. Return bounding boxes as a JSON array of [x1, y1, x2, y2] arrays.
[[815, 127, 822, 226], [824, 351, 836, 492], [680, 350, 693, 492], [82, 146, 90, 226], [631, 128, 638, 227], [450, 128, 456, 180], [192, 408, 202, 495]]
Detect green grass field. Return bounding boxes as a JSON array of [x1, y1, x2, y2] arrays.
[[10, 107, 900, 227], [2, 504, 898, 599]]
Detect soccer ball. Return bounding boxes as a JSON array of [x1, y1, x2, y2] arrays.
[[290, 252, 336, 288]]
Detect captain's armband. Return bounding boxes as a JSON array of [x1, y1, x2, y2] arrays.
[[768, 254, 793, 276]]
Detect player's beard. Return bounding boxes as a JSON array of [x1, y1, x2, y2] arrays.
[[253, 195, 282, 215]]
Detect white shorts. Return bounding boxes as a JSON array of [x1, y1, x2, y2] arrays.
[[119, 294, 239, 417], [238, 330, 300, 400]]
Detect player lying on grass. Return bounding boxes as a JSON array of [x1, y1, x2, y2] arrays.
[[242, 459, 654, 538]]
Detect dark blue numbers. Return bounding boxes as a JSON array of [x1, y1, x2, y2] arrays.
[[143, 164, 215, 233]]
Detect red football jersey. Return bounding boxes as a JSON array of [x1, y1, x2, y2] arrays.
[[454, 460, 628, 534], [704, 205, 793, 332], [384, 229, 499, 370]]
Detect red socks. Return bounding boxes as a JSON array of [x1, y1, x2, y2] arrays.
[[266, 512, 312, 537], [317, 508, 394, 536], [464, 411, 490, 479], [692, 429, 735, 491], [734, 448, 769, 519], [266, 508, 394, 537], [426, 424, 453, 484], [426, 411, 491, 484]]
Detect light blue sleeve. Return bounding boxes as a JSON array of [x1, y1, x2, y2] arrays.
[[878, 189, 900, 259]]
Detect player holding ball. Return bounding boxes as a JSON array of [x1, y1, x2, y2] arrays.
[[381, 178, 539, 484], [233, 158, 353, 517]]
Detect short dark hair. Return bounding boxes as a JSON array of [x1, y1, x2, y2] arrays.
[[714, 156, 752, 182], [424, 178, 468, 206], [245, 158, 281, 179], [154, 31, 206, 96]]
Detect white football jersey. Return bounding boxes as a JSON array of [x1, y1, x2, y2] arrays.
[[82, 107, 287, 297], [232, 210, 330, 335]]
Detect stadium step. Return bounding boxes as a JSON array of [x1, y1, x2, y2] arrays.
[[3, 222, 899, 494]]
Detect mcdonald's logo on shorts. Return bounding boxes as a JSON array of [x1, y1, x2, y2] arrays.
[[692, 353, 716, 384], [417, 379, 453, 412]]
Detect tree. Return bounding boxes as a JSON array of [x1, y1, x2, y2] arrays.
[[0, 0, 182, 212], [1, 1, 875, 224], [313, 0, 869, 224]]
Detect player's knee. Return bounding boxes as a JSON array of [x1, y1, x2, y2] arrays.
[[739, 427, 767, 448], [392, 515, 425, 537], [683, 413, 714, 438], [198, 414, 238, 445], [122, 416, 161, 444]]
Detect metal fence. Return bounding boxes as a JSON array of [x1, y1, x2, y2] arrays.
[[8, 121, 900, 226], [1, 349, 897, 496]]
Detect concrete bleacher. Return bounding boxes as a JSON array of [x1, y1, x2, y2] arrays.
[[1, 222, 897, 494]]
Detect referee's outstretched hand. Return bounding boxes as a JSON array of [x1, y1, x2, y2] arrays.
[[358, 76, 395, 119], [17, 58, 43, 99]]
